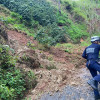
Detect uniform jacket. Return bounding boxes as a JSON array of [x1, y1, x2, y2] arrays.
[[82, 43, 100, 61]]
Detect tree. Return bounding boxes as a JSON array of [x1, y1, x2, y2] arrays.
[[79, 0, 100, 35]]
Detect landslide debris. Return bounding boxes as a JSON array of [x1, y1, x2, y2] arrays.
[[5, 25, 87, 100], [17, 49, 40, 68]]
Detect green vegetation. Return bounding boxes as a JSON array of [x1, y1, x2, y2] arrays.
[[0, 10, 35, 37], [0, 0, 92, 44], [0, 0, 57, 26], [65, 23, 88, 43], [35, 23, 67, 46], [56, 43, 74, 53], [0, 0, 100, 99], [0, 45, 37, 100], [62, 0, 100, 35]]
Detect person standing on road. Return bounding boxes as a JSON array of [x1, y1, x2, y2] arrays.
[[82, 36, 100, 100]]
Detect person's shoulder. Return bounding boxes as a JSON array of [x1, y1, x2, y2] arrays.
[[95, 43, 100, 46], [97, 44, 100, 47], [94, 44, 100, 48]]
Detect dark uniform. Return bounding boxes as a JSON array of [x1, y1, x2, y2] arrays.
[[82, 43, 100, 98], [94, 74, 100, 82]]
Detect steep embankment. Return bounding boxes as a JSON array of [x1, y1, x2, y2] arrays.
[[0, 1, 100, 100]]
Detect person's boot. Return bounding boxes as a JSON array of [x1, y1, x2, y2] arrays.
[[95, 95, 100, 100], [87, 79, 98, 90]]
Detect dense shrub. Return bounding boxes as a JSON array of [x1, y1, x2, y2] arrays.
[[0, 68, 25, 100], [57, 12, 69, 26], [0, 45, 15, 69], [0, 45, 37, 100], [65, 23, 88, 43], [35, 23, 67, 46], [0, 0, 57, 26], [10, 12, 23, 23]]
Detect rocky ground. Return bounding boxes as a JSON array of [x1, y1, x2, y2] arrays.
[[6, 29, 98, 100], [40, 68, 95, 100]]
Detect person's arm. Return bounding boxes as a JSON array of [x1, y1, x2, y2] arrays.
[[82, 48, 87, 59], [98, 45, 100, 59]]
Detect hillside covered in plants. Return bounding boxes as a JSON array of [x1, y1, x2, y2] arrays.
[[0, 0, 100, 100], [0, 0, 99, 45]]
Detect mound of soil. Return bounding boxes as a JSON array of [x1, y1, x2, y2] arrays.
[[17, 49, 40, 68]]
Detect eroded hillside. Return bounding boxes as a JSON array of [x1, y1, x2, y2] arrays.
[[0, 0, 100, 100]]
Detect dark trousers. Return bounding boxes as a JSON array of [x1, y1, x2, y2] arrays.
[[94, 75, 100, 82], [86, 61, 100, 96]]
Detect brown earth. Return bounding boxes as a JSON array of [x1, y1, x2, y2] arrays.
[[6, 29, 87, 100]]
